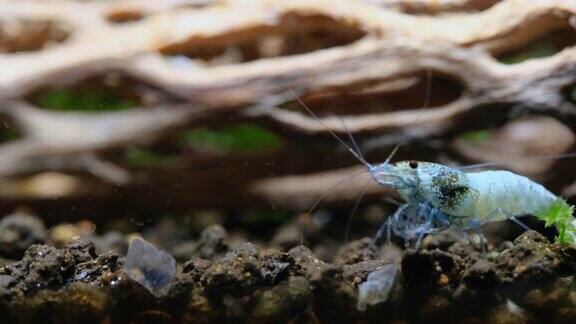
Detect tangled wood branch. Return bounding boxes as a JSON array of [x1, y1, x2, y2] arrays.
[[0, 0, 575, 210]]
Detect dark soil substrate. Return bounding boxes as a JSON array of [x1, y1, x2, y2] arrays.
[[1, 213, 576, 323]]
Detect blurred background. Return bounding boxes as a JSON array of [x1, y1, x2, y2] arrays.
[[1, 0, 576, 259]]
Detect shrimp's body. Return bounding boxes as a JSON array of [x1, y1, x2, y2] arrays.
[[468, 170, 556, 224], [370, 161, 558, 242]]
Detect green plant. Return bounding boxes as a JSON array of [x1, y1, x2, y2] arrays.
[[536, 198, 576, 244]]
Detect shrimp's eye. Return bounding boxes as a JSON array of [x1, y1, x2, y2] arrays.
[[409, 160, 418, 169]]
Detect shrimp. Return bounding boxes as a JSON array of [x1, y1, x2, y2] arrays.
[[288, 89, 570, 248], [369, 161, 558, 246]]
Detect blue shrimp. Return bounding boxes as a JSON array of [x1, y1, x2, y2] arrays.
[[290, 89, 569, 248], [370, 161, 558, 247]]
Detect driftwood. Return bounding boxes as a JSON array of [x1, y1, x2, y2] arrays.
[[0, 0, 575, 213]]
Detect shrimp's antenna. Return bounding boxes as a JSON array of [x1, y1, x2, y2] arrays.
[[337, 117, 376, 243], [306, 168, 370, 215], [461, 152, 576, 170], [382, 196, 403, 206], [292, 91, 374, 240], [289, 89, 371, 168], [344, 177, 371, 244], [385, 69, 433, 164], [339, 116, 365, 165]]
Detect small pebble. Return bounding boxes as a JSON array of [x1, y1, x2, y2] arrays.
[[123, 238, 176, 296], [0, 212, 46, 259], [357, 263, 398, 311]]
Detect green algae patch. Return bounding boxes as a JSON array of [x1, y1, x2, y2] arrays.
[[180, 123, 283, 154], [124, 147, 178, 168], [569, 87, 576, 104], [244, 208, 292, 225], [458, 130, 490, 142], [0, 123, 21, 143], [498, 42, 558, 65], [34, 88, 136, 112], [537, 198, 576, 244]]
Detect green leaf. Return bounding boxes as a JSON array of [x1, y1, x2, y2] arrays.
[[536, 198, 576, 244], [180, 123, 283, 154]]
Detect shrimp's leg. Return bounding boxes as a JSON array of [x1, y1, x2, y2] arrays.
[[510, 216, 532, 231], [369, 204, 408, 247], [367, 199, 403, 250], [414, 231, 427, 250], [462, 217, 487, 254], [466, 208, 532, 254], [372, 210, 394, 245], [475, 226, 487, 254], [483, 208, 532, 231], [364, 214, 390, 258]]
